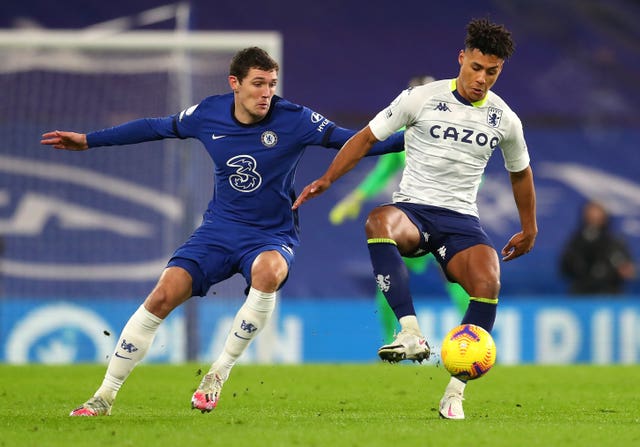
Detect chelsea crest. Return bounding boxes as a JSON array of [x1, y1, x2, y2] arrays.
[[261, 130, 278, 147]]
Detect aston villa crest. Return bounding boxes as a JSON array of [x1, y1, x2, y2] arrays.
[[487, 107, 503, 127]]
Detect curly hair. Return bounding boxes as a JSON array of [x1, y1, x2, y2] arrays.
[[229, 47, 279, 81], [465, 18, 515, 60]]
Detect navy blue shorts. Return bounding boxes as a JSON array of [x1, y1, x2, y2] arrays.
[[166, 220, 295, 297], [391, 202, 495, 272]]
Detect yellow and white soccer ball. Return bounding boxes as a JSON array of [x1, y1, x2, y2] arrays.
[[440, 324, 496, 380]]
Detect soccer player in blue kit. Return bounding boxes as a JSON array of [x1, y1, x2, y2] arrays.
[[294, 19, 538, 419], [41, 47, 404, 416]]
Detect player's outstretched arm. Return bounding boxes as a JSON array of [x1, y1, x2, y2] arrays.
[[293, 126, 379, 210], [41, 131, 88, 151], [501, 166, 537, 261]]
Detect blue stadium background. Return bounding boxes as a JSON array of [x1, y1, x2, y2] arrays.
[[1, 1, 639, 364]]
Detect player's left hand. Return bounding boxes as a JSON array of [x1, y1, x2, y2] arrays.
[[501, 231, 536, 261], [292, 178, 331, 210]]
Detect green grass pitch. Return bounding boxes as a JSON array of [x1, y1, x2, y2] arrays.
[[1, 363, 639, 446]]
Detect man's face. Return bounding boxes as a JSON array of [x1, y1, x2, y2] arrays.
[[456, 48, 504, 102], [583, 202, 607, 229], [229, 68, 278, 124]]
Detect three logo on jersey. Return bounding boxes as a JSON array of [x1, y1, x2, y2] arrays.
[[216, 111, 331, 193], [211, 130, 276, 193], [226, 155, 262, 192]]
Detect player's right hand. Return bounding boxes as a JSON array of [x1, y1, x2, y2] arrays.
[[40, 131, 89, 151], [329, 191, 364, 225], [292, 178, 331, 210]]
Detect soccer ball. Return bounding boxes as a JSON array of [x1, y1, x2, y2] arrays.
[[440, 324, 496, 380]]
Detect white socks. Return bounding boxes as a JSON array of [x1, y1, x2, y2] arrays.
[[209, 287, 276, 380], [96, 305, 162, 403], [446, 376, 467, 395], [399, 315, 422, 335], [94, 288, 276, 402]]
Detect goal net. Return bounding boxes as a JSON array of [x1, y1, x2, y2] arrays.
[[0, 29, 283, 299]]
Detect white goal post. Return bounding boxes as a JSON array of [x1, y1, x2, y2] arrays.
[[0, 30, 282, 88], [0, 29, 282, 58], [0, 29, 282, 49]]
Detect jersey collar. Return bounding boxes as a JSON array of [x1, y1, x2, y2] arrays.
[[450, 79, 489, 108], [230, 95, 280, 127]]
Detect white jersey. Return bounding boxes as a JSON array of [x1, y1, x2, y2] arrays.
[[369, 79, 530, 217]]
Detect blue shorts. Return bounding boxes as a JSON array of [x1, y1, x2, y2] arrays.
[[392, 202, 495, 273], [166, 220, 295, 297]]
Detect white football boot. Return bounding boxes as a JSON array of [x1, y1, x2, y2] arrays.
[[69, 395, 112, 416], [439, 391, 465, 420], [191, 371, 225, 413], [377, 330, 431, 363]]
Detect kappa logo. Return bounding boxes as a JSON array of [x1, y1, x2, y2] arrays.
[[434, 102, 452, 112], [437, 245, 447, 259]]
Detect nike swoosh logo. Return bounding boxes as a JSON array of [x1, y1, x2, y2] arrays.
[[211, 133, 227, 140], [447, 404, 456, 418], [234, 331, 251, 340], [114, 352, 132, 360]]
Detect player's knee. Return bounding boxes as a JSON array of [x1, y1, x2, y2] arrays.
[[487, 278, 501, 297], [250, 272, 282, 293], [144, 287, 182, 318], [468, 278, 500, 298], [365, 208, 392, 238], [250, 252, 288, 292]]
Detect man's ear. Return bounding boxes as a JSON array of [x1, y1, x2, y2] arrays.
[[228, 75, 240, 92]]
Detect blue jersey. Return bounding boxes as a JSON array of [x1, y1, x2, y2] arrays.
[[87, 93, 404, 247]]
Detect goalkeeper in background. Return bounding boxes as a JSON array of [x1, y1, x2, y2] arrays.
[[329, 75, 469, 344]]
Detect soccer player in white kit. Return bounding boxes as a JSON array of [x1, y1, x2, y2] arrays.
[[293, 19, 537, 420]]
